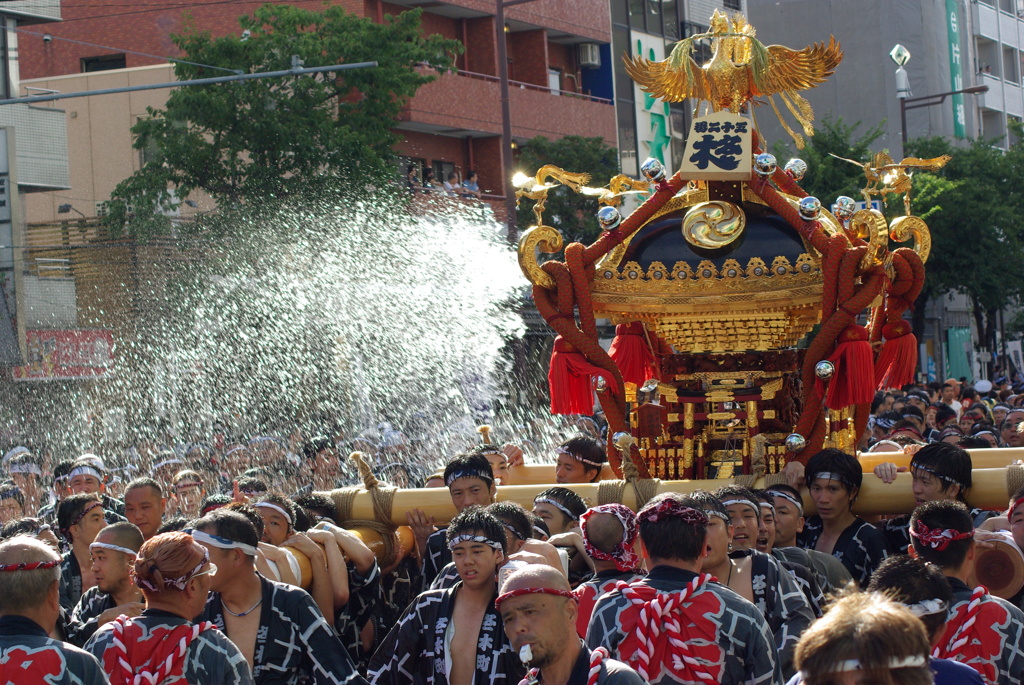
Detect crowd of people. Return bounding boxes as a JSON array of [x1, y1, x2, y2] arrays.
[[1, 372, 1024, 684]]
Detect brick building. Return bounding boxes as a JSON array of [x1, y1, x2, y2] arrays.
[[16, 0, 616, 222]]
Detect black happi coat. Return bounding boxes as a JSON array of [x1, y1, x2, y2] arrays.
[[367, 581, 524, 685], [797, 515, 888, 587]]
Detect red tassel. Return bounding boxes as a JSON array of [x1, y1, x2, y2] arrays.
[[548, 336, 616, 415], [822, 325, 876, 409], [875, 320, 918, 390], [608, 322, 658, 387]]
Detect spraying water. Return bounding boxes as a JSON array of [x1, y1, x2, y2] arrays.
[[1, 188, 584, 475]]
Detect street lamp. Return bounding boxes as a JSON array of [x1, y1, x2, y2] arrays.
[[496, 0, 541, 241], [893, 44, 988, 144]]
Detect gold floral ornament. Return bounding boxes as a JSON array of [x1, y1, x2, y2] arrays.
[[623, 10, 842, 148], [682, 201, 746, 249], [512, 165, 591, 226], [829, 151, 951, 215]]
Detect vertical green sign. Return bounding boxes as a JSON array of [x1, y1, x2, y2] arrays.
[[946, 0, 966, 138]]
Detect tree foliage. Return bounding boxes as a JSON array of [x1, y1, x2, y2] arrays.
[[513, 135, 620, 244], [769, 115, 885, 205], [105, 4, 462, 238], [906, 130, 1024, 355]]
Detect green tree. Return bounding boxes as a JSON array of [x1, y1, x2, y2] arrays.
[[513, 135, 620, 244], [905, 131, 1024, 366], [106, 4, 462, 238], [770, 115, 885, 205]]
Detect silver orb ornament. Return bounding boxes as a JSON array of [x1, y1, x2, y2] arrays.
[[831, 196, 857, 222], [595, 376, 608, 392], [597, 205, 622, 231], [785, 433, 807, 453], [753, 153, 778, 177], [640, 157, 666, 183], [798, 196, 822, 221], [784, 158, 807, 181], [814, 360, 835, 381]]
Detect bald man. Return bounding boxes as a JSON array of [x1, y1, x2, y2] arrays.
[[572, 505, 644, 637], [67, 522, 145, 647], [498, 565, 644, 685], [0, 536, 107, 684]]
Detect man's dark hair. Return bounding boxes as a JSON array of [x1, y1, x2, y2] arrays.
[[0, 482, 24, 508], [910, 443, 972, 501], [51, 460, 74, 484], [237, 477, 268, 495], [934, 404, 958, 425], [486, 501, 531, 542], [446, 506, 507, 555], [535, 487, 587, 523], [302, 436, 334, 461], [688, 490, 729, 521], [868, 554, 954, 641], [254, 493, 297, 527], [57, 492, 102, 540], [909, 500, 974, 570], [638, 493, 707, 562], [957, 436, 990, 450], [193, 509, 260, 555], [294, 493, 339, 524], [558, 434, 607, 480], [805, 449, 862, 492], [763, 482, 803, 504], [0, 517, 51, 541], [125, 477, 163, 498], [199, 493, 232, 515], [443, 454, 493, 489], [712, 484, 762, 520], [156, 516, 189, 534], [224, 502, 265, 538], [900, 405, 925, 421]]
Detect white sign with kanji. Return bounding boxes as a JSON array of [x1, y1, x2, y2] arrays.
[[679, 111, 752, 181]]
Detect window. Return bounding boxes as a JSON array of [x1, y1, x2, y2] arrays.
[[724, 0, 742, 10], [81, 54, 126, 73], [548, 68, 561, 94]]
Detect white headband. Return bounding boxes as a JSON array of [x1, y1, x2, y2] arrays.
[[90, 541, 138, 558], [152, 458, 183, 471], [705, 510, 731, 524], [905, 598, 949, 618], [721, 498, 760, 515], [254, 502, 293, 525], [8, 463, 41, 476], [190, 529, 259, 558], [555, 446, 604, 467], [68, 465, 103, 481], [803, 654, 927, 679]]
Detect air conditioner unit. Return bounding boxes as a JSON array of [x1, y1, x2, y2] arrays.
[[578, 43, 601, 68]]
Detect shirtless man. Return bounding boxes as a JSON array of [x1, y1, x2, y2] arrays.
[[369, 507, 524, 685], [191, 509, 365, 684]]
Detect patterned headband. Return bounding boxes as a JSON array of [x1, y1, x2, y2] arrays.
[[495, 587, 575, 612], [580, 504, 640, 572], [0, 559, 60, 572], [188, 528, 259, 558], [638, 500, 708, 527], [91, 541, 138, 558], [766, 489, 804, 515], [910, 461, 963, 488], [910, 520, 974, 551], [1010, 497, 1024, 521], [809, 471, 855, 489], [135, 546, 210, 592], [555, 446, 604, 468], [66, 500, 103, 534], [502, 522, 526, 541], [448, 534, 503, 551], [534, 497, 577, 521], [253, 502, 292, 525], [445, 468, 492, 488], [174, 481, 203, 491]]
